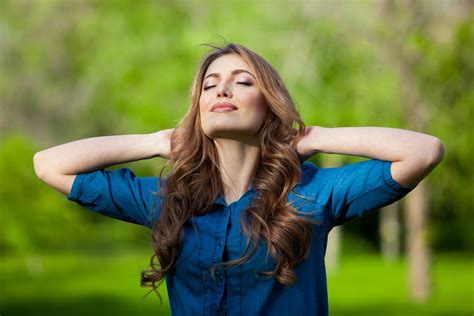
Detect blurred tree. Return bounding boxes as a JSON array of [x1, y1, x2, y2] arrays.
[[377, 0, 474, 301], [379, 204, 401, 262]]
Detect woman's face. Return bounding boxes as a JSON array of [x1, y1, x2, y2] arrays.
[[199, 54, 268, 140]]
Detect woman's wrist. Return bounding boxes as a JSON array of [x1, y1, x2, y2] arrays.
[[305, 126, 326, 154], [152, 129, 174, 159], [135, 133, 156, 159], [295, 126, 325, 160]]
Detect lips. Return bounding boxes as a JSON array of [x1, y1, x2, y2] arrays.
[[211, 102, 238, 112]]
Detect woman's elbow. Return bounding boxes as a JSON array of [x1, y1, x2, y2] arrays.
[[426, 137, 445, 167], [33, 152, 46, 179]]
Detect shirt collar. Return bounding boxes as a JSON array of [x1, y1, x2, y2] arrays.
[[215, 185, 256, 207]]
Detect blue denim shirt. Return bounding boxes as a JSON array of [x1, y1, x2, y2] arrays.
[[67, 159, 416, 315]]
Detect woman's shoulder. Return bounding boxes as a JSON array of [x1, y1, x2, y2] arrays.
[[299, 161, 321, 184]]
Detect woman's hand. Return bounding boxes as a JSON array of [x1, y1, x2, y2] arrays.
[[154, 128, 174, 159], [154, 128, 187, 159], [292, 126, 321, 162]]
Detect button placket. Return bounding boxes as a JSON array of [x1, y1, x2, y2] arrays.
[[213, 208, 229, 262], [210, 206, 230, 314]]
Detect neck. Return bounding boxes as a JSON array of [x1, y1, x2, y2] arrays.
[[213, 137, 261, 203]]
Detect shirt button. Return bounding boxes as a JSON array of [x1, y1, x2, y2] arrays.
[[217, 240, 223, 246], [217, 274, 223, 282]]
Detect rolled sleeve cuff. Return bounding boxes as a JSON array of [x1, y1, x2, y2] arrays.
[[66, 173, 87, 201], [382, 160, 417, 191]]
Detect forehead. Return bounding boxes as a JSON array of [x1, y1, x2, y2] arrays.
[[204, 54, 251, 76]]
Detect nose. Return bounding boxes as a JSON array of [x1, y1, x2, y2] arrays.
[[216, 81, 232, 98]]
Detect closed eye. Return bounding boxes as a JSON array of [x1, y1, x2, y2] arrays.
[[203, 85, 214, 91], [203, 82, 252, 91]]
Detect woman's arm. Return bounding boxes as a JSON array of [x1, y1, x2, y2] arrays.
[[296, 126, 445, 187], [33, 131, 171, 196]]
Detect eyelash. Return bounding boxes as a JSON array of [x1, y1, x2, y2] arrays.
[[203, 82, 252, 90]]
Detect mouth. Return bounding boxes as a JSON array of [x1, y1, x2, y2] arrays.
[[211, 102, 238, 112]]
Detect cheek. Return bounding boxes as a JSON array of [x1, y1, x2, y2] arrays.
[[199, 99, 207, 117], [200, 92, 212, 106]]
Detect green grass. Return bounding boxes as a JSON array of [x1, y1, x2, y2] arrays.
[[0, 249, 170, 315], [1, 249, 472, 315], [327, 253, 474, 315]]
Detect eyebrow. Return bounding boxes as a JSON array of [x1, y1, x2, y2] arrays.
[[204, 69, 255, 80]]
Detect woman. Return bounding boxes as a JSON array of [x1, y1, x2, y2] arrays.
[[33, 43, 445, 315]]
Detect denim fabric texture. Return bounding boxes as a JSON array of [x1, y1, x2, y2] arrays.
[[67, 159, 416, 316]]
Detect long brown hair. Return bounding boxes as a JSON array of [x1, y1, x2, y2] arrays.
[[141, 42, 321, 302]]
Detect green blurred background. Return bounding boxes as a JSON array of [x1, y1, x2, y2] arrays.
[[1, 0, 473, 315]]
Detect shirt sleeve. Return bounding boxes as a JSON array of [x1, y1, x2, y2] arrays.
[[66, 168, 162, 229], [317, 159, 417, 227]]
